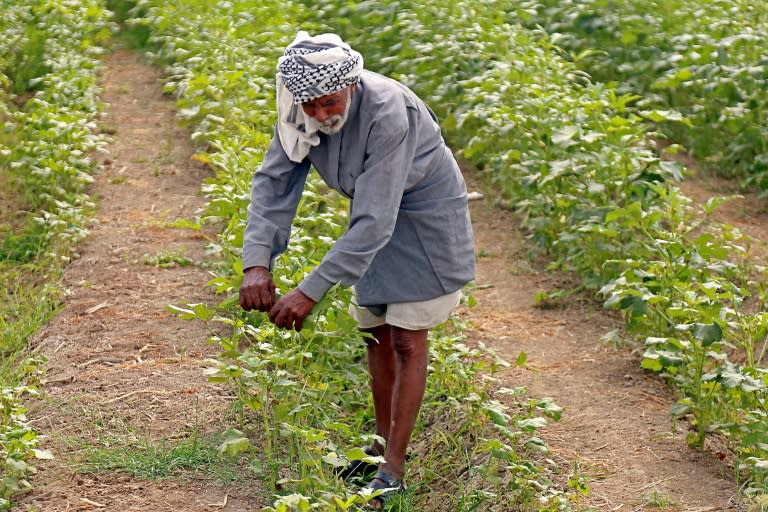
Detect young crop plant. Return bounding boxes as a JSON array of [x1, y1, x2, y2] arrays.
[[598, 190, 768, 490], [529, 0, 768, 194], [0, 382, 52, 510], [1, 0, 112, 263]]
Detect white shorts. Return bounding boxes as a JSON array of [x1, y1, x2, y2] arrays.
[[349, 290, 462, 331]]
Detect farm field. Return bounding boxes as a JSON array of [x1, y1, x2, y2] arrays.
[[2, 0, 767, 511], [11, 47, 751, 512]]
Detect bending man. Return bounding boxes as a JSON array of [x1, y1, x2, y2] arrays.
[[239, 31, 475, 508]]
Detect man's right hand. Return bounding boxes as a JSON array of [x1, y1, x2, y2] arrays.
[[239, 266, 276, 312]]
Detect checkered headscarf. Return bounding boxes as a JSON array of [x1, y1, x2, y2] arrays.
[[278, 31, 364, 104]]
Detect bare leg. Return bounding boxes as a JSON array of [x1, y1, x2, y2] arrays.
[[379, 326, 428, 480], [363, 325, 428, 509], [365, 326, 429, 475], [364, 325, 396, 456]]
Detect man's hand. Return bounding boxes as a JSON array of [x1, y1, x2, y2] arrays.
[[239, 266, 276, 312], [269, 289, 317, 331]]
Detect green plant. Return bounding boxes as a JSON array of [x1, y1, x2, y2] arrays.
[[529, 0, 768, 192], [80, 431, 233, 481], [0, 0, 113, 507], [312, 0, 767, 495], [123, 0, 768, 504], [143, 249, 194, 268], [639, 488, 677, 509], [0, 376, 51, 510]]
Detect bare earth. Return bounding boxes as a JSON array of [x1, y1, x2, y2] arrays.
[[17, 48, 765, 511], [462, 184, 749, 512]]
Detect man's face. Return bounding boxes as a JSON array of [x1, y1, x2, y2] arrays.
[[302, 86, 354, 135]]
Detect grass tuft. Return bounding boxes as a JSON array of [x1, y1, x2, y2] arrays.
[[79, 432, 237, 482]]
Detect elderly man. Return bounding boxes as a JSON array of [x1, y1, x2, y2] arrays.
[[239, 31, 475, 508]]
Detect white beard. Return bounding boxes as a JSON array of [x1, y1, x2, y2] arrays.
[[306, 89, 352, 135]]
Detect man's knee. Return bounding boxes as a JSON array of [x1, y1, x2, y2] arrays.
[[391, 327, 428, 355]]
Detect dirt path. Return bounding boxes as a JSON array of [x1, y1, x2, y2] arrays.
[[17, 48, 757, 511], [19, 49, 262, 511], [461, 182, 746, 511]]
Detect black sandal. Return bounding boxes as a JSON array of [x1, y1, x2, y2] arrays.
[[363, 470, 405, 510], [336, 446, 380, 481]]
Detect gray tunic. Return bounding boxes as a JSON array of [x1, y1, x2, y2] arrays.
[[243, 70, 475, 307]]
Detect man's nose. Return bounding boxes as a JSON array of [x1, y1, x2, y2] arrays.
[[314, 108, 328, 122]]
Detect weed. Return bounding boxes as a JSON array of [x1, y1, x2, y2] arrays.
[[142, 249, 194, 268], [749, 494, 768, 512], [599, 329, 633, 350], [154, 135, 175, 166], [79, 432, 234, 481], [638, 488, 677, 509]]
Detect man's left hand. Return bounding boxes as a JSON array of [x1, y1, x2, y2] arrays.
[[268, 289, 317, 331]]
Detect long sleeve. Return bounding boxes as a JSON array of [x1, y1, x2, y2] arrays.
[[243, 131, 311, 270]]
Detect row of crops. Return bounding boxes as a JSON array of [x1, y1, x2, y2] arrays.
[[129, 0, 768, 505], [1, 0, 766, 509], [0, 0, 111, 508], [528, 0, 768, 192]]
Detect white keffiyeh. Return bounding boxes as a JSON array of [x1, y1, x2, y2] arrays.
[[276, 31, 364, 162]]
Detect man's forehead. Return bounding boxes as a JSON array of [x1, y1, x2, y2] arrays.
[[302, 86, 352, 105]]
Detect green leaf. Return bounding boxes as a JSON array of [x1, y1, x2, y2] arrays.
[[536, 397, 563, 421], [658, 160, 683, 181], [32, 449, 54, 460], [551, 126, 578, 146], [517, 417, 547, 432], [486, 406, 511, 427], [218, 428, 251, 457], [619, 295, 647, 317], [524, 436, 549, 453], [693, 323, 722, 346], [219, 436, 251, 457], [670, 400, 691, 417], [321, 451, 347, 468]]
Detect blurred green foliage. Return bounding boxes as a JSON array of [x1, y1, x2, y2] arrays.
[[529, 0, 768, 193]]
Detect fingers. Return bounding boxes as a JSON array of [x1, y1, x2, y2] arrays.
[[239, 287, 255, 310], [267, 303, 279, 324], [240, 286, 270, 311], [268, 293, 311, 331], [239, 267, 276, 312], [268, 302, 300, 331], [257, 285, 274, 311], [247, 287, 315, 331]]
